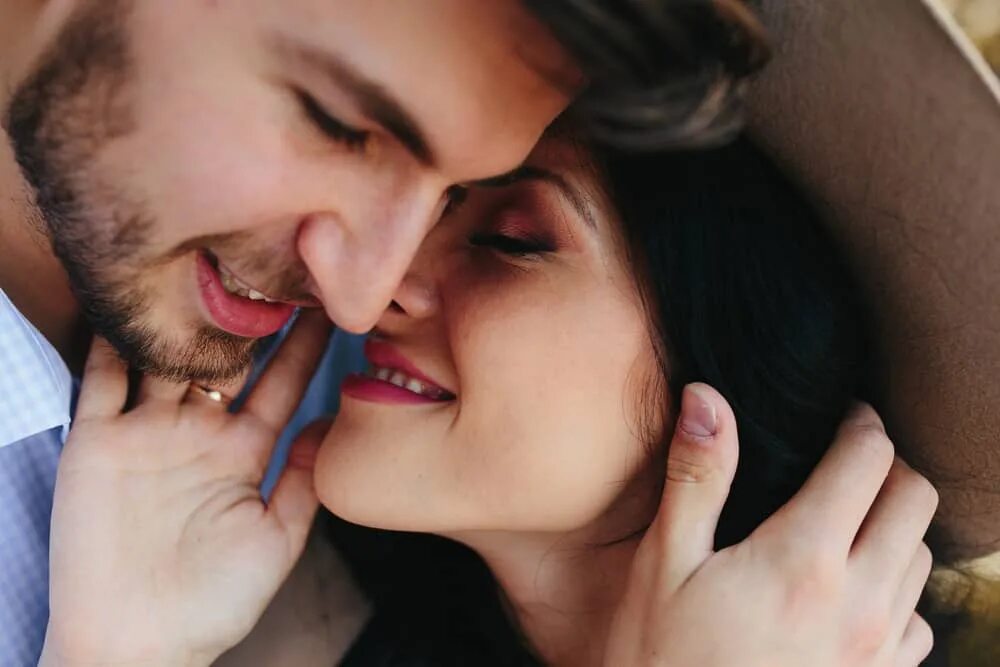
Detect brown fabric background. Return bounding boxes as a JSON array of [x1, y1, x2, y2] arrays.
[[745, 1, 999, 663]]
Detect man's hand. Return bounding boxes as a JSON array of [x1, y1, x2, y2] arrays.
[[605, 384, 938, 667], [41, 312, 332, 667]]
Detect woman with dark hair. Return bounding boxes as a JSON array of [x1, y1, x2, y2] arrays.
[[318, 132, 889, 665], [40, 127, 937, 666]]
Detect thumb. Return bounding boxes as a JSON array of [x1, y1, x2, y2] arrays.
[[644, 383, 740, 587], [267, 419, 330, 553]]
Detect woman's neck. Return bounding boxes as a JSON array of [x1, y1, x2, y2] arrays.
[[456, 527, 642, 667], [451, 460, 662, 665]]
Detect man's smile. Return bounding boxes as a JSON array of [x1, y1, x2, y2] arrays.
[[195, 251, 297, 338]]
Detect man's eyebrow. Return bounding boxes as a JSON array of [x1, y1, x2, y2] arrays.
[[273, 35, 433, 165], [473, 166, 597, 230]]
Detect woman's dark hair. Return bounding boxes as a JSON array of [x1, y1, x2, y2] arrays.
[[602, 138, 874, 545], [524, 0, 771, 150], [331, 137, 875, 665]]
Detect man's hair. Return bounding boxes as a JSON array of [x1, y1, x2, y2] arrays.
[[524, 0, 770, 150]]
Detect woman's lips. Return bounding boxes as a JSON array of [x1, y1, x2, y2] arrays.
[[341, 374, 452, 405], [195, 251, 296, 338], [363, 339, 452, 390], [340, 339, 455, 405]]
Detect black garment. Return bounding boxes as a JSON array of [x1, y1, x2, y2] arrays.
[[329, 514, 539, 667], [338, 604, 537, 667]]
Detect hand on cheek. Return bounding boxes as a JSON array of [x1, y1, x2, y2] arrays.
[[42, 312, 334, 667]]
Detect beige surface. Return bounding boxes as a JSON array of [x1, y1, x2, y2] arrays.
[[928, 551, 1000, 666], [944, 0, 1000, 73], [943, 0, 1000, 46]]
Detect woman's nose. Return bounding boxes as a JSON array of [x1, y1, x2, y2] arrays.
[[387, 269, 440, 321]]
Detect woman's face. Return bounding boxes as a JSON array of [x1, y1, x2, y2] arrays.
[[315, 139, 662, 537]]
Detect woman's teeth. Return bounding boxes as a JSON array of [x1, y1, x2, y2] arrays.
[[218, 266, 276, 303], [366, 365, 451, 400]]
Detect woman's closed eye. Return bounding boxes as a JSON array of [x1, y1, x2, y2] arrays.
[[468, 231, 554, 258], [455, 184, 566, 259]]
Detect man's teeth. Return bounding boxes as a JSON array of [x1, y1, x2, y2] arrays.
[[218, 266, 277, 303], [367, 365, 447, 399]]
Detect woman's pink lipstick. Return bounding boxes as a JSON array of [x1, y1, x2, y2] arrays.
[[341, 339, 455, 405], [196, 251, 296, 338]]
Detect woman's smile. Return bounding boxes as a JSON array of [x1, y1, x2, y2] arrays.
[[341, 338, 457, 405], [318, 137, 652, 537]]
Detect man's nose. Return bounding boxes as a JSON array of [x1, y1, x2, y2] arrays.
[[297, 184, 445, 334]]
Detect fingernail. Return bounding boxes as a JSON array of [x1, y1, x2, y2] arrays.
[[679, 384, 718, 440], [846, 401, 885, 431]]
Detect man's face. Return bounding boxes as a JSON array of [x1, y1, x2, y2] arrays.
[[4, 0, 574, 381]]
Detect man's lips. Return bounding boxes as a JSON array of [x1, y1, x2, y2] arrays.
[[195, 251, 296, 338], [209, 252, 319, 309]]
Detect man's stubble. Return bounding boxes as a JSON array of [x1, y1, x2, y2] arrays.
[[3, 0, 257, 383]]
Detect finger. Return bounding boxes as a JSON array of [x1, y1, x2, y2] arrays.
[[179, 364, 250, 412], [75, 337, 129, 419], [181, 368, 251, 408], [851, 458, 938, 584], [887, 543, 934, 652], [267, 419, 329, 555], [134, 374, 189, 406], [893, 613, 934, 667], [770, 403, 895, 552], [642, 383, 739, 588], [209, 366, 253, 404], [241, 309, 332, 432]]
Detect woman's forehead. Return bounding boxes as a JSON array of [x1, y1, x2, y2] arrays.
[[524, 132, 608, 204]]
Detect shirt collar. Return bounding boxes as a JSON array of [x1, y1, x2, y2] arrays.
[[0, 289, 73, 447]]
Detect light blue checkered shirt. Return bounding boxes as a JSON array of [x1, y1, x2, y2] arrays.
[[0, 289, 363, 666], [0, 289, 73, 666]]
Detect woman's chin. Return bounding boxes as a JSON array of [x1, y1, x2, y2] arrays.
[[313, 441, 372, 523], [312, 407, 452, 530], [313, 439, 422, 531]]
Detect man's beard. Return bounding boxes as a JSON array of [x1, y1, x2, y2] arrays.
[[2, 0, 256, 383]]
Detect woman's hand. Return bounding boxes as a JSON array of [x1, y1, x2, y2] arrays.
[[40, 311, 333, 667], [604, 383, 938, 667]]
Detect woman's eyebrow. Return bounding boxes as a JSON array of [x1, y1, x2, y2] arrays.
[[473, 166, 598, 231]]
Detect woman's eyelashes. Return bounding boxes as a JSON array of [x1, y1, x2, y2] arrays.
[[296, 89, 369, 152], [447, 186, 565, 259], [468, 230, 554, 258]]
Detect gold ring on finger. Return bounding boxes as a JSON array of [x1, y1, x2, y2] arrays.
[[185, 383, 233, 408]]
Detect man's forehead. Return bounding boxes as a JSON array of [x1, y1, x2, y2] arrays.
[[273, 0, 569, 62], [268, 0, 576, 178]]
